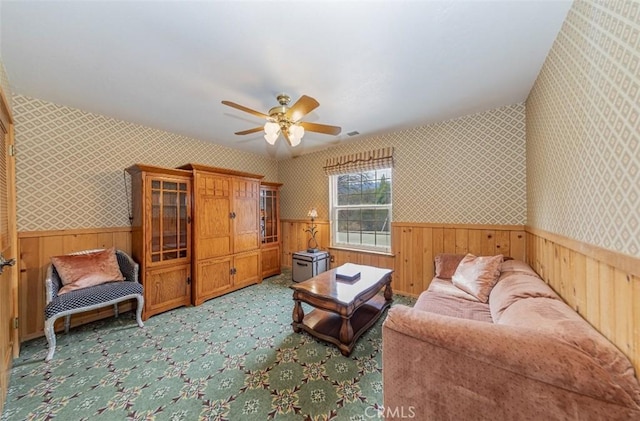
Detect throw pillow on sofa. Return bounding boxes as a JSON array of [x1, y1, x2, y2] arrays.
[[451, 253, 503, 303], [434, 253, 466, 278]]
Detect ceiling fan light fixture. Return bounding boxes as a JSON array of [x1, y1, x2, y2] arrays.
[[292, 124, 304, 138], [289, 124, 304, 147], [222, 94, 341, 149], [264, 132, 278, 145], [264, 121, 280, 145], [264, 121, 280, 135]]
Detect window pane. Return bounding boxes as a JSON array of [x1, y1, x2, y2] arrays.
[[362, 193, 376, 204], [163, 181, 178, 190], [331, 169, 392, 252]]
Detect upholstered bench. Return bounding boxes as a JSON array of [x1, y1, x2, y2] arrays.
[[44, 248, 144, 361]]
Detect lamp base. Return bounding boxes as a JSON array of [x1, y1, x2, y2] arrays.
[[307, 248, 319, 253]]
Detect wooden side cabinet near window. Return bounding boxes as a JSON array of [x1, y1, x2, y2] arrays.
[[260, 182, 282, 278], [126, 164, 193, 320]]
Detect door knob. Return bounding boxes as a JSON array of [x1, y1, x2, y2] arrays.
[[0, 254, 15, 274]]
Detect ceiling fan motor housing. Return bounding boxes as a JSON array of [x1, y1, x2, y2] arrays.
[[268, 94, 291, 120]]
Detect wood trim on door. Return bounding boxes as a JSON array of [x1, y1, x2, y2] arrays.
[[0, 84, 17, 414]]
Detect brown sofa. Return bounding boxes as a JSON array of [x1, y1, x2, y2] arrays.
[[383, 255, 640, 420]]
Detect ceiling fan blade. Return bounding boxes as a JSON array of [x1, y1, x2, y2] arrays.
[[286, 95, 319, 121], [299, 121, 342, 136], [234, 127, 263, 135], [221, 101, 269, 119]]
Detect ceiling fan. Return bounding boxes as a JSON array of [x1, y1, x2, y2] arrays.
[[221, 94, 341, 147]]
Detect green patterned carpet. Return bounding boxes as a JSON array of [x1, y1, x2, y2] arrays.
[[3, 270, 414, 420]]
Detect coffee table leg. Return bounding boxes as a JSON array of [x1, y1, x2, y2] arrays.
[[292, 300, 304, 333], [384, 281, 393, 302], [339, 316, 354, 354]]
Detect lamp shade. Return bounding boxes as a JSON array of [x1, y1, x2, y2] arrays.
[[307, 208, 318, 219], [264, 132, 278, 145], [289, 124, 304, 147], [264, 121, 280, 134], [264, 121, 280, 145]]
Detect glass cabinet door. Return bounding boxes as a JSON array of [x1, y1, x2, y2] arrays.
[[260, 187, 279, 244], [149, 178, 190, 264]]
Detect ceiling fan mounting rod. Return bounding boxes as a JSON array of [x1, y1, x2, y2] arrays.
[[276, 94, 291, 106]]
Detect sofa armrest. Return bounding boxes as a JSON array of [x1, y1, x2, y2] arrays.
[[44, 265, 61, 303], [383, 305, 640, 409], [115, 250, 139, 283]]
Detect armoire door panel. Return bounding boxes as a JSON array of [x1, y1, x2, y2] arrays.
[[145, 264, 191, 317], [198, 196, 231, 259], [234, 251, 261, 288], [261, 246, 281, 278], [196, 257, 232, 305], [196, 173, 232, 259], [233, 179, 260, 253]]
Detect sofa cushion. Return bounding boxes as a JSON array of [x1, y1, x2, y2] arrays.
[[498, 297, 640, 407], [416, 278, 493, 323], [452, 254, 503, 303], [434, 253, 465, 279], [45, 281, 143, 320], [489, 272, 560, 321], [51, 247, 125, 295]]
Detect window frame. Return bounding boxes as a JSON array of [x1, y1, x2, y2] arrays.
[[329, 169, 392, 253]]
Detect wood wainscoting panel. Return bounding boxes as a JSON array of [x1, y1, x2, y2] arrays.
[[18, 227, 133, 341], [525, 226, 640, 377], [391, 223, 525, 296], [281, 220, 525, 297], [281, 220, 330, 270]]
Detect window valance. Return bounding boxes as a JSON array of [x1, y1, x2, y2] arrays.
[[323, 147, 394, 176]]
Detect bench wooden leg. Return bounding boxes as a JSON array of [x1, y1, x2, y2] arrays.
[[135, 295, 144, 328], [44, 318, 57, 362], [64, 315, 71, 333]]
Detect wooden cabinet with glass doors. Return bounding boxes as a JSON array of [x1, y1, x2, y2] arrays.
[[126, 164, 192, 320], [260, 182, 282, 278]]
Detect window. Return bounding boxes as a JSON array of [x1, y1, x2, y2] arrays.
[[330, 168, 392, 252]]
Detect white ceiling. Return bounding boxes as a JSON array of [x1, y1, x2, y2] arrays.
[[1, 1, 572, 160]]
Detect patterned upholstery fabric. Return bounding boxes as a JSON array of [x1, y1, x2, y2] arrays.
[[45, 281, 142, 320]]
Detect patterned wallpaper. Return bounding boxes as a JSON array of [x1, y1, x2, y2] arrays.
[[527, 0, 640, 257], [13, 95, 278, 231], [278, 104, 527, 224]]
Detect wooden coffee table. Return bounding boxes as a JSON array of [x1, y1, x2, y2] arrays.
[[290, 264, 393, 356]]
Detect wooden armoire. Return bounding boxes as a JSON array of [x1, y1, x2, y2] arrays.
[[125, 164, 193, 320], [178, 164, 263, 305]]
